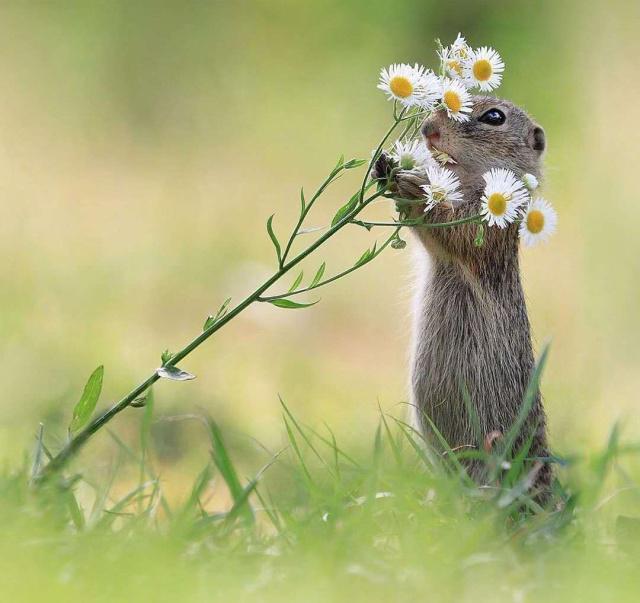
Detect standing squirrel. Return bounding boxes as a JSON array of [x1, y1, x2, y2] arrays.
[[374, 95, 552, 493]]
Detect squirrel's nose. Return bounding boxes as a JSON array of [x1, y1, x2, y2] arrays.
[[421, 119, 440, 143]]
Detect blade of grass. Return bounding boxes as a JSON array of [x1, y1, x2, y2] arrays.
[[500, 344, 550, 463], [418, 413, 475, 487], [282, 414, 313, 486], [279, 397, 334, 477], [379, 405, 403, 469], [208, 420, 254, 524]]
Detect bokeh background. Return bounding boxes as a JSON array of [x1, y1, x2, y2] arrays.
[[1, 0, 638, 488]]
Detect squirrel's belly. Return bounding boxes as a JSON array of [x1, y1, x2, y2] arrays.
[[409, 265, 534, 450]]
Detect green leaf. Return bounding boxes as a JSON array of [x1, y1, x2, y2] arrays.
[[334, 154, 345, 170], [354, 242, 377, 267], [266, 214, 282, 265], [160, 349, 173, 365], [297, 226, 325, 235], [30, 423, 46, 483], [300, 187, 306, 213], [69, 365, 104, 434], [208, 420, 254, 523], [309, 262, 326, 287], [331, 192, 359, 226], [65, 489, 85, 530], [288, 271, 304, 293], [343, 158, 367, 169], [203, 297, 232, 330], [267, 298, 319, 309], [156, 366, 196, 381]]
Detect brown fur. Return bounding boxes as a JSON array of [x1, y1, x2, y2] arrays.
[[374, 96, 552, 493]]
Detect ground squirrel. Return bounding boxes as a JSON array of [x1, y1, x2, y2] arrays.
[[374, 96, 552, 493]]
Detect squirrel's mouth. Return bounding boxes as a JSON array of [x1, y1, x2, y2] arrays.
[[425, 140, 457, 167]]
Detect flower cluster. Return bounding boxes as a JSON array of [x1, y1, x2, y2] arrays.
[[480, 168, 557, 246], [420, 164, 557, 246], [377, 34, 558, 248], [378, 34, 505, 122]]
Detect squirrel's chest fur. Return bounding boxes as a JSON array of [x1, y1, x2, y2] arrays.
[[410, 246, 537, 449]]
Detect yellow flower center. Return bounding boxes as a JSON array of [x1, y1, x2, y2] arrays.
[[487, 192, 507, 216], [389, 76, 413, 98], [443, 90, 462, 113], [473, 59, 493, 82], [447, 60, 462, 76], [432, 187, 446, 203], [526, 209, 545, 234]]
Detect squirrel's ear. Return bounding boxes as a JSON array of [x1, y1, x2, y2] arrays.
[[528, 125, 546, 153]]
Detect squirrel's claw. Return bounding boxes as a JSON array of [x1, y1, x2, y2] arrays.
[[371, 152, 397, 184]]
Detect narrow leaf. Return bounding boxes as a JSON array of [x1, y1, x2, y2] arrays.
[[65, 490, 86, 530], [354, 244, 376, 268], [267, 298, 319, 309], [300, 187, 306, 213], [69, 365, 104, 433], [501, 344, 550, 460], [203, 297, 232, 331], [309, 262, 326, 287], [31, 423, 45, 482], [156, 366, 196, 381], [266, 214, 282, 265], [331, 192, 358, 226], [343, 158, 367, 169], [298, 226, 325, 235], [288, 271, 304, 293], [208, 420, 254, 523]]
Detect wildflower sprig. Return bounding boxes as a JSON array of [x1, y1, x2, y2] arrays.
[[33, 96, 467, 483], [375, 33, 558, 246], [34, 35, 557, 483]]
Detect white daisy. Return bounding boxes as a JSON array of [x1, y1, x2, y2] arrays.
[[390, 139, 434, 172], [480, 168, 529, 228], [378, 63, 432, 107], [418, 70, 443, 111], [522, 173, 539, 191], [463, 46, 505, 92], [519, 197, 557, 247], [439, 33, 471, 79], [439, 78, 473, 122], [421, 165, 463, 211]]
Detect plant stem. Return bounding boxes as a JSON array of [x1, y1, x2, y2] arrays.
[[359, 107, 407, 204], [35, 186, 390, 483], [351, 214, 482, 229], [280, 167, 343, 266], [259, 227, 401, 301]]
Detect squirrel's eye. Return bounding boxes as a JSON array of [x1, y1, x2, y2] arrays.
[[478, 108, 506, 126]]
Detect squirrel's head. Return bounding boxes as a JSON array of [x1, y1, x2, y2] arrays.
[[421, 96, 545, 188]]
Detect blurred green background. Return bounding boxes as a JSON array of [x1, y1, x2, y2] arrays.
[[1, 0, 638, 489]]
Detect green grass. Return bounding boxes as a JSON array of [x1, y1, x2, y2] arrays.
[[3, 396, 640, 603]]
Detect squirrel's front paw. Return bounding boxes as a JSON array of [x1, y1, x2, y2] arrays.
[[371, 152, 427, 200], [371, 152, 397, 184], [395, 171, 428, 200]]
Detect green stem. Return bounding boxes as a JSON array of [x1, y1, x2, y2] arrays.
[[351, 214, 482, 229], [359, 107, 407, 204], [280, 166, 343, 266], [35, 187, 390, 483], [260, 227, 401, 301], [35, 104, 424, 483]]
